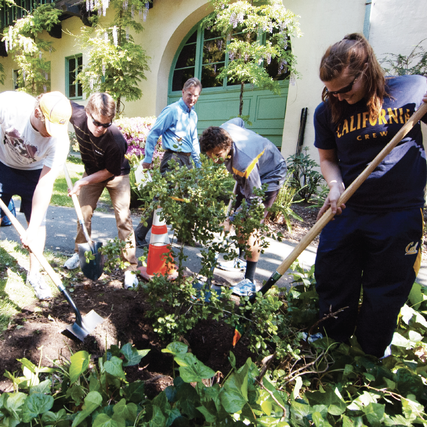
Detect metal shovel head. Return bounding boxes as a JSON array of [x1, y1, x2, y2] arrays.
[[66, 309, 105, 341], [78, 241, 105, 281]]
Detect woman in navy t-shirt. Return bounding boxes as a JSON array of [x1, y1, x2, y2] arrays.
[[313, 33, 427, 358]]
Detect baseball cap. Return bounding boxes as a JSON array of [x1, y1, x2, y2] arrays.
[[39, 91, 72, 137]]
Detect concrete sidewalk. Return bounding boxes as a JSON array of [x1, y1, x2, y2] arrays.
[[1, 200, 426, 289]]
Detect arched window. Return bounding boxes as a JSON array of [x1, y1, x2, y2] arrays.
[[169, 21, 291, 148], [172, 24, 291, 92]]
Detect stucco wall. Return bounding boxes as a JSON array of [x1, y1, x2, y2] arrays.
[[127, 0, 211, 117], [369, 0, 427, 61], [280, 0, 367, 161], [281, 0, 427, 163]]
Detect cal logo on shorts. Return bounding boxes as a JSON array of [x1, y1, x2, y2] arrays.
[[405, 242, 419, 255]]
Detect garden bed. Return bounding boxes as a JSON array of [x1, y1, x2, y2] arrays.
[[0, 266, 255, 395], [2, 201, 427, 395]]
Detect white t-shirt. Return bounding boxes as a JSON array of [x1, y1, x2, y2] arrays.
[[0, 91, 69, 171]]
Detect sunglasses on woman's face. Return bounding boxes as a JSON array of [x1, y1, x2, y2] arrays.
[[90, 113, 112, 128], [326, 73, 360, 96]]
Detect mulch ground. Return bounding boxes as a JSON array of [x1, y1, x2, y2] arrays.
[[1, 202, 426, 394]]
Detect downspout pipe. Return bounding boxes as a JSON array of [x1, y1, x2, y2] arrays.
[[363, 1, 372, 40]]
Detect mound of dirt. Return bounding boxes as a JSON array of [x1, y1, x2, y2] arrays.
[[0, 271, 254, 395]]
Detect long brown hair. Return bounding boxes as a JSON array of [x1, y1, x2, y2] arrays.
[[320, 33, 386, 124]]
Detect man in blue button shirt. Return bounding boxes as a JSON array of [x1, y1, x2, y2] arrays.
[[135, 77, 202, 247]]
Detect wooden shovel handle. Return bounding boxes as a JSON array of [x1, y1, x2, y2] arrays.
[[276, 102, 427, 276], [63, 166, 94, 248], [0, 197, 65, 290]]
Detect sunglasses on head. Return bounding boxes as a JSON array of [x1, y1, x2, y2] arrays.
[[326, 73, 360, 96], [90, 113, 112, 128]]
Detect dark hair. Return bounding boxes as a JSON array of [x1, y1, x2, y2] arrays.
[[199, 126, 233, 153], [183, 77, 202, 92], [85, 93, 116, 120], [320, 33, 386, 123]]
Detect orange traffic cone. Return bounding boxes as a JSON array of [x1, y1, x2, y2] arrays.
[[138, 208, 178, 281]]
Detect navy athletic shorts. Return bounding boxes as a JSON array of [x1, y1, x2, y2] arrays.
[[0, 160, 42, 222]]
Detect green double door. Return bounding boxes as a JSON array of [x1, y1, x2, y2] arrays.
[[168, 83, 288, 148]]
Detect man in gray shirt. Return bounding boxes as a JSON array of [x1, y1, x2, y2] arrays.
[[199, 118, 287, 294]]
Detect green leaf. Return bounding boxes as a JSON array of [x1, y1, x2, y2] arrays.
[[92, 413, 119, 427], [29, 379, 51, 395], [41, 409, 68, 424], [401, 396, 423, 421], [147, 404, 167, 426], [120, 343, 150, 367], [123, 381, 145, 403], [312, 411, 333, 426], [291, 376, 302, 400], [3, 392, 27, 413], [104, 356, 126, 379], [306, 387, 347, 416], [66, 384, 86, 406], [72, 391, 103, 427], [196, 404, 217, 423], [347, 391, 379, 411], [22, 393, 54, 423], [112, 399, 137, 422], [228, 351, 237, 370], [229, 362, 250, 402], [174, 380, 202, 419], [220, 387, 247, 414], [70, 351, 90, 383], [256, 415, 290, 426], [259, 389, 273, 415], [395, 368, 425, 398], [178, 353, 215, 382], [408, 282, 427, 310], [17, 358, 37, 374], [162, 342, 188, 356], [363, 402, 385, 425]]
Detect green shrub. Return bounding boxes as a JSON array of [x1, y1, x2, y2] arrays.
[[269, 176, 303, 231], [286, 147, 324, 203]]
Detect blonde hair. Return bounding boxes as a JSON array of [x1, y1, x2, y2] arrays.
[[320, 33, 386, 124]]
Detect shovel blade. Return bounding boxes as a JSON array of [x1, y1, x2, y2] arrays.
[[66, 310, 104, 341], [81, 309, 104, 332], [78, 241, 105, 281]]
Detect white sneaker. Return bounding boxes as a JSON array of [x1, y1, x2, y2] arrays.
[[124, 270, 139, 289], [218, 258, 246, 271], [64, 253, 80, 270], [27, 273, 52, 300]]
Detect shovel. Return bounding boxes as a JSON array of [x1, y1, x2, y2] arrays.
[[63, 166, 105, 281], [0, 197, 104, 341], [233, 101, 427, 346]]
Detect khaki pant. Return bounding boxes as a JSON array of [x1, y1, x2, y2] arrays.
[[75, 173, 137, 270]]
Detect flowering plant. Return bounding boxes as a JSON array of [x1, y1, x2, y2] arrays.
[[114, 116, 163, 161], [115, 116, 163, 208]]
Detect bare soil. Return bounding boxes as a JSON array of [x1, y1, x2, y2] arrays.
[[0, 267, 259, 395], [1, 203, 425, 394]]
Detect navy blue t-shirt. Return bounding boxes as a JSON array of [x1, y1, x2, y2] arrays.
[[314, 75, 427, 212]]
